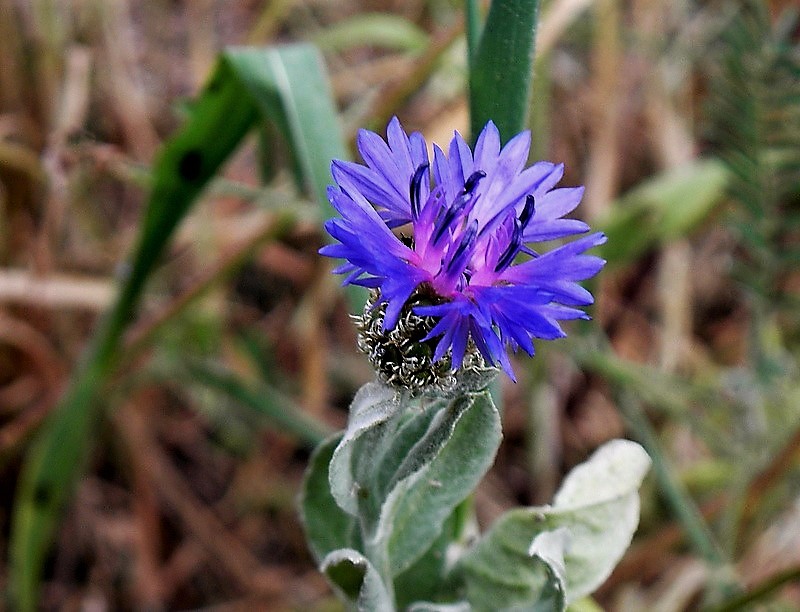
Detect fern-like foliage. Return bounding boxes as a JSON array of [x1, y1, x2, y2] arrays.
[[705, 1, 800, 314]]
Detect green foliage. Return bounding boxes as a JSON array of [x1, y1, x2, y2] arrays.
[[322, 548, 395, 609], [302, 382, 649, 611], [379, 392, 501, 576], [9, 43, 346, 610], [301, 435, 362, 562], [302, 382, 503, 609], [328, 382, 406, 518], [459, 440, 651, 609], [600, 160, 729, 268], [468, 0, 541, 142], [392, 516, 455, 608], [706, 1, 800, 310], [312, 13, 429, 53]]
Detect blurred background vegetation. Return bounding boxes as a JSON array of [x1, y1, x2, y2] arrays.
[[0, 0, 798, 609]]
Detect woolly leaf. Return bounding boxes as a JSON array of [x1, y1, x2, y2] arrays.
[[377, 391, 502, 576], [459, 440, 651, 608], [322, 549, 394, 611]]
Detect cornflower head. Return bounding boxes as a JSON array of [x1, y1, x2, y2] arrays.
[[321, 118, 606, 387]]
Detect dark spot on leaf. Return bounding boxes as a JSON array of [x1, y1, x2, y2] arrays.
[[33, 484, 51, 507], [206, 75, 222, 93], [178, 150, 204, 182]]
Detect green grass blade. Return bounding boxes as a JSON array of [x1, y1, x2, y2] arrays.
[[223, 45, 366, 309], [9, 58, 260, 612], [185, 360, 333, 447], [225, 45, 347, 216], [468, 0, 541, 142], [312, 13, 428, 53], [10, 43, 347, 610]]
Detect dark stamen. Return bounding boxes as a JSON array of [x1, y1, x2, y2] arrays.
[[409, 163, 429, 220], [494, 219, 523, 272], [432, 192, 470, 245], [520, 195, 536, 228], [464, 170, 486, 194], [446, 220, 479, 274], [476, 189, 527, 242]]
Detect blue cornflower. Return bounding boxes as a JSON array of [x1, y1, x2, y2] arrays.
[[321, 118, 606, 380]]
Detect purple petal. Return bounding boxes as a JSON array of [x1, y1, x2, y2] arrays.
[[523, 219, 591, 242], [331, 161, 409, 222], [357, 128, 409, 206], [448, 130, 474, 190], [386, 116, 414, 176], [473, 121, 501, 176], [475, 130, 532, 229], [534, 187, 585, 220]]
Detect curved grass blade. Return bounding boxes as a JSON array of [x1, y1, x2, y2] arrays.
[[312, 13, 428, 53], [185, 359, 333, 447], [10, 43, 347, 610], [225, 45, 347, 216], [9, 57, 259, 611], [468, 0, 541, 142]]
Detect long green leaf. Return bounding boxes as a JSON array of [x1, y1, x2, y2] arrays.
[[9, 56, 259, 612], [468, 0, 541, 142], [225, 45, 347, 214], [9, 43, 346, 610]]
